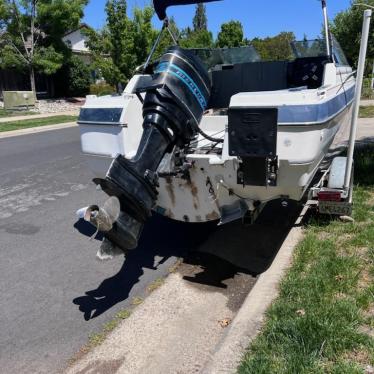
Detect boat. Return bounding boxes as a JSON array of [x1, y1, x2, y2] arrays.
[[77, 0, 356, 258]]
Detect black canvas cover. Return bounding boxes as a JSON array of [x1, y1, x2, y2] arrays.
[[153, 0, 222, 20]]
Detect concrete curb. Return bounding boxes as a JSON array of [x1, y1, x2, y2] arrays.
[[0, 122, 77, 139], [203, 226, 304, 374]]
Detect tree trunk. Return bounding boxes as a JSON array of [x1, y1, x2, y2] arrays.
[[30, 66, 36, 100], [30, 1, 36, 100]]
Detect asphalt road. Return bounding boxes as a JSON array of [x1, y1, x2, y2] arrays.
[[0, 127, 188, 374]]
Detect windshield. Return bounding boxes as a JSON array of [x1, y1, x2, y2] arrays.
[[189, 46, 261, 70], [331, 37, 349, 66], [291, 38, 349, 66], [291, 39, 328, 59]]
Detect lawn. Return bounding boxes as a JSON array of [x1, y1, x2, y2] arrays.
[[0, 115, 77, 132], [239, 146, 374, 374], [359, 106, 374, 118], [0, 108, 36, 118]]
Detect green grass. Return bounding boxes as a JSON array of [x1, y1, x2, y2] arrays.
[[88, 309, 131, 348], [0, 108, 36, 118], [68, 307, 133, 366], [361, 79, 374, 100], [0, 115, 77, 132], [87, 309, 131, 349], [359, 106, 374, 118], [238, 146, 374, 374], [147, 277, 165, 292], [131, 297, 144, 306]]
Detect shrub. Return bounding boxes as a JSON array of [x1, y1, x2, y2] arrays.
[[361, 77, 374, 99], [89, 82, 116, 96], [65, 55, 91, 97]]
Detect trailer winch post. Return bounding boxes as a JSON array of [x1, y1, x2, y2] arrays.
[[344, 9, 372, 190]]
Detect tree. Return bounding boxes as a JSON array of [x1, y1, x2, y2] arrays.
[[330, 0, 374, 69], [180, 28, 213, 49], [85, 2, 156, 91], [0, 0, 87, 97], [154, 16, 179, 56], [133, 6, 157, 66], [193, 3, 207, 32], [216, 21, 244, 48], [251, 32, 296, 61], [105, 0, 136, 90], [180, 4, 213, 49]]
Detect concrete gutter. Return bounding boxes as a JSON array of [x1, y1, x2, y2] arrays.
[[0, 122, 77, 139], [66, 271, 255, 374], [203, 227, 304, 373]]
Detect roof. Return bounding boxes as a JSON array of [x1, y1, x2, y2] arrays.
[[63, 23, 91, 37]]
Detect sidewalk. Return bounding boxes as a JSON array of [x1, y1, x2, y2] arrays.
[[361, 99, 374, 106], [357, 117, 374, 143], [0, 110, 78, 123]]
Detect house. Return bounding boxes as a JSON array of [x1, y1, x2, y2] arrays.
[[62, 24, 92, 66], [62, 24, 100, 83], [0, 24, 94, 99]]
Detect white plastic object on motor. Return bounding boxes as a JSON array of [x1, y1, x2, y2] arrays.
[[76, 207, 89, 220]]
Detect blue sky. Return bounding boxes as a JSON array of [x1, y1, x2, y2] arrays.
[[83, 0, 351, 40]]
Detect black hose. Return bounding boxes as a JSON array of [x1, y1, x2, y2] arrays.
[[195, 125, 224, 143]]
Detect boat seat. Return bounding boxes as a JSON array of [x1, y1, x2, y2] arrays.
[[207, 56, 331, 109], [208, 61, 289, 109], [287, 56, 330, 90]]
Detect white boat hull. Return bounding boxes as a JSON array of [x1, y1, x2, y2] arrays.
[[78, 65, 355, 224]]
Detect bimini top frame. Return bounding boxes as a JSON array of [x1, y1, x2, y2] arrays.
[[153, 0, 222, 20]]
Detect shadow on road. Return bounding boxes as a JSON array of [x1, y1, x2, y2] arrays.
[[192, 199, 302, 274], [73, 220, 103, 241], [73, 199, 301, 320], [72, 215, 215, 320]]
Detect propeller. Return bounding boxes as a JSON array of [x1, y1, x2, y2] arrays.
[[84, 196, 121, 233]]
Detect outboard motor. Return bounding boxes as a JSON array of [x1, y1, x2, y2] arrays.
[[92, 46, 211, 252]]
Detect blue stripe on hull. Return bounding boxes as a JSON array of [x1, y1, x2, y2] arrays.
[[278, 85, 355, 125]]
